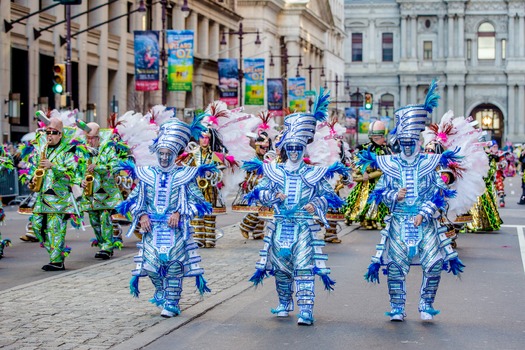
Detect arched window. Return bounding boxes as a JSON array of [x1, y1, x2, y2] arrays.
[[350, 92, 363, 108], [478, 22, 495, 60], [379, 94, 395, 129]]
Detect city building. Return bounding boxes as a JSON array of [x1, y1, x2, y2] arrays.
[[345, 0, 525, 145], [0, 0, 345, 142]]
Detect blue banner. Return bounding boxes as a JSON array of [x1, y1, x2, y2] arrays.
[[267, 78, 284, 116], [243, 58, 264, 105], [134, 31, 159, 91], [218, 58, 239, 106]]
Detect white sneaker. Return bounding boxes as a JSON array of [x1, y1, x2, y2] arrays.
[[276, 310, 289, 317], [161, 309, 176, 318], [297, 317, 313, 326], [390, 313, 405, 322], [420, 311, 433, 321]]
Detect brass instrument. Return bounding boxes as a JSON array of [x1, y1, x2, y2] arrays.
[[84, 158, 95, 197], [28, 143, 48, 192], [197, 177, 208, 189]]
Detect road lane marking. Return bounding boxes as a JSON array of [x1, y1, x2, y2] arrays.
[[516, 226, 525, 275]]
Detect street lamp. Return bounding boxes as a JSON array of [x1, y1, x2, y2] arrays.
[[220, 22, 261, 107], [150, 0, 190, 105], [297, 65, 325, 90], [324, 74, 342, 114]]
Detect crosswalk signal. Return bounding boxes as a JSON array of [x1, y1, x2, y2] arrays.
[[52, 63, 65, 94], [364, 92, 373, 110]]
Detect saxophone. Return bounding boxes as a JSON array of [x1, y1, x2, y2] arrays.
[[84, 153, 96, 197], [28, 143, 48, 192]]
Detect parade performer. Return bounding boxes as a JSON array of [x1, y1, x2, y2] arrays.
[[233, 111, 278, 240], [0, 145, 15, 259], [465, 140, 503, 232], [343, 120, 391, 229], [308, 115, 353, 243], [245, 89, 349, 325], [26, 114, 82, 271], [179, 102, 235, 248], [363, 81, 465, 322], [117, 118, 215, 318], [78, 121, 127, 260]]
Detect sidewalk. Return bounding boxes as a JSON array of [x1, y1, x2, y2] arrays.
[[0, 221, 354, 350], [0, 223, 260, 350]]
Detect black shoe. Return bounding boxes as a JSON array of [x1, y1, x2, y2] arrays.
[[42, 262, 65, 271], [94, 250, 112, 260], [518, 197, 525, 205], [20, 234, 39, 242]]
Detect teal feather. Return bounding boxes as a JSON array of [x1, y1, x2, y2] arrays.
[[424, 79, 440, 113], [190, 113, 209, 140], [130, 276, 140, 298], [312, 87, 331, 122]]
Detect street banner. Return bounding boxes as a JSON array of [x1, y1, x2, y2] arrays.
[[167, 30, 194, 91], [288, 77, 307, 112], [267, 78, 284, 116], [243, 58, 264, 105], [218, 58, 239, 106], [134, 30, 159, 91], [358, 107, 372, 133]]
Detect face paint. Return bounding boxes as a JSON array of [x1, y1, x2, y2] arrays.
[[399, 139, 417, 157], [157, 148, 175, 168], [285, 143, 304, 163]]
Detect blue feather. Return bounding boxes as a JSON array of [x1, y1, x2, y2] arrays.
[[313, 266, 336, 291], [430, 191, 447, 210], [20, 143, 34, 160], [447, 257, 465, 276], [241, 158, 264, 175], [244, 187, 261, 206], [439, 147, 463, 167], [195, 275, 211, 295], [364, 262, 381, 284], [116, 197, 136, 216], [249, 269, 268, 286], [368, 188, 385, 205], [424, 79, 440, 113], [312, 87, 331, 122], [326, 192, 345, 209], [115, 160, 136, 180], [195, 201, 213, 216], [197, 163, 218, 177], [355, 148, 378, 172], [326, 161, 349, 179], [190, 113, 209, 140], [130, 276, 140, 298]]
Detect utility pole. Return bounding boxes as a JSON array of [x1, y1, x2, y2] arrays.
[[66, 4, 72, 109]]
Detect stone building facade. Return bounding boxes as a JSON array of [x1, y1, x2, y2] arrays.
[[345, 0, 525, 145], [0, 0, 344, 142]]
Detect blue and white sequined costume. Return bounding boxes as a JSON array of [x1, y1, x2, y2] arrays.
[[363, 80, 465, 322], [246, 89, 347, 325], [118, 117, 214, 318]]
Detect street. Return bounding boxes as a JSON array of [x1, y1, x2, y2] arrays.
[[0, 177, 524, 349]]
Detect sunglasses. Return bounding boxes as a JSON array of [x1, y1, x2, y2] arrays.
[[45, 130, 61, 135], [285, 145, 304, 152]]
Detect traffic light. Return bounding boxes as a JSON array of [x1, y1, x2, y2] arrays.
[[52, 63, 66, 94], [364, 92, 373, 110]]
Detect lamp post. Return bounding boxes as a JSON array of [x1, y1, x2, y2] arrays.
[[148, 0, 190, 106], [270, 47, 302, 111], [297, 65, 325, 90], [324, 74, 342, 115], [220, 22, 261, 107]]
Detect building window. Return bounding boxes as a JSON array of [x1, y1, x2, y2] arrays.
[[478, 22, 495, 60], [467, 39, 471, 60], [382, 32, 393, 62], [502, 39, 506, 60], [350, 92, 363, 108], [423, 41, 432, 60], [379, 94, 395, 127], [352, 33, 363, 62]]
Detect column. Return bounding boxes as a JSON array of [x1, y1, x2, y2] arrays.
[[410, 84, 417, 103], [508, 15, 515, 58], [448, 15, 454, 58], [369, 20, 376, 61], [187, 12, 198, 53], [518, 85, 524, 135], [401, 16, 407, 59], [28, 0, 39, 130], [472, 39, 478, 66], [400, 85, 407, 106], [495, 38, 502, 67], [447, 84, 454, 112], [197, 17, 209, 58], [458, 15, 465, 58], [410, 16, 417, 58], [519, 15, 525, 56], [115, 0, 128, 117], [438, 16, 444, 58], [508, 85, 515, 136], [94, 0, 109, 121], [210, 22, 220, 61], [457, 84, 465, 116]]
